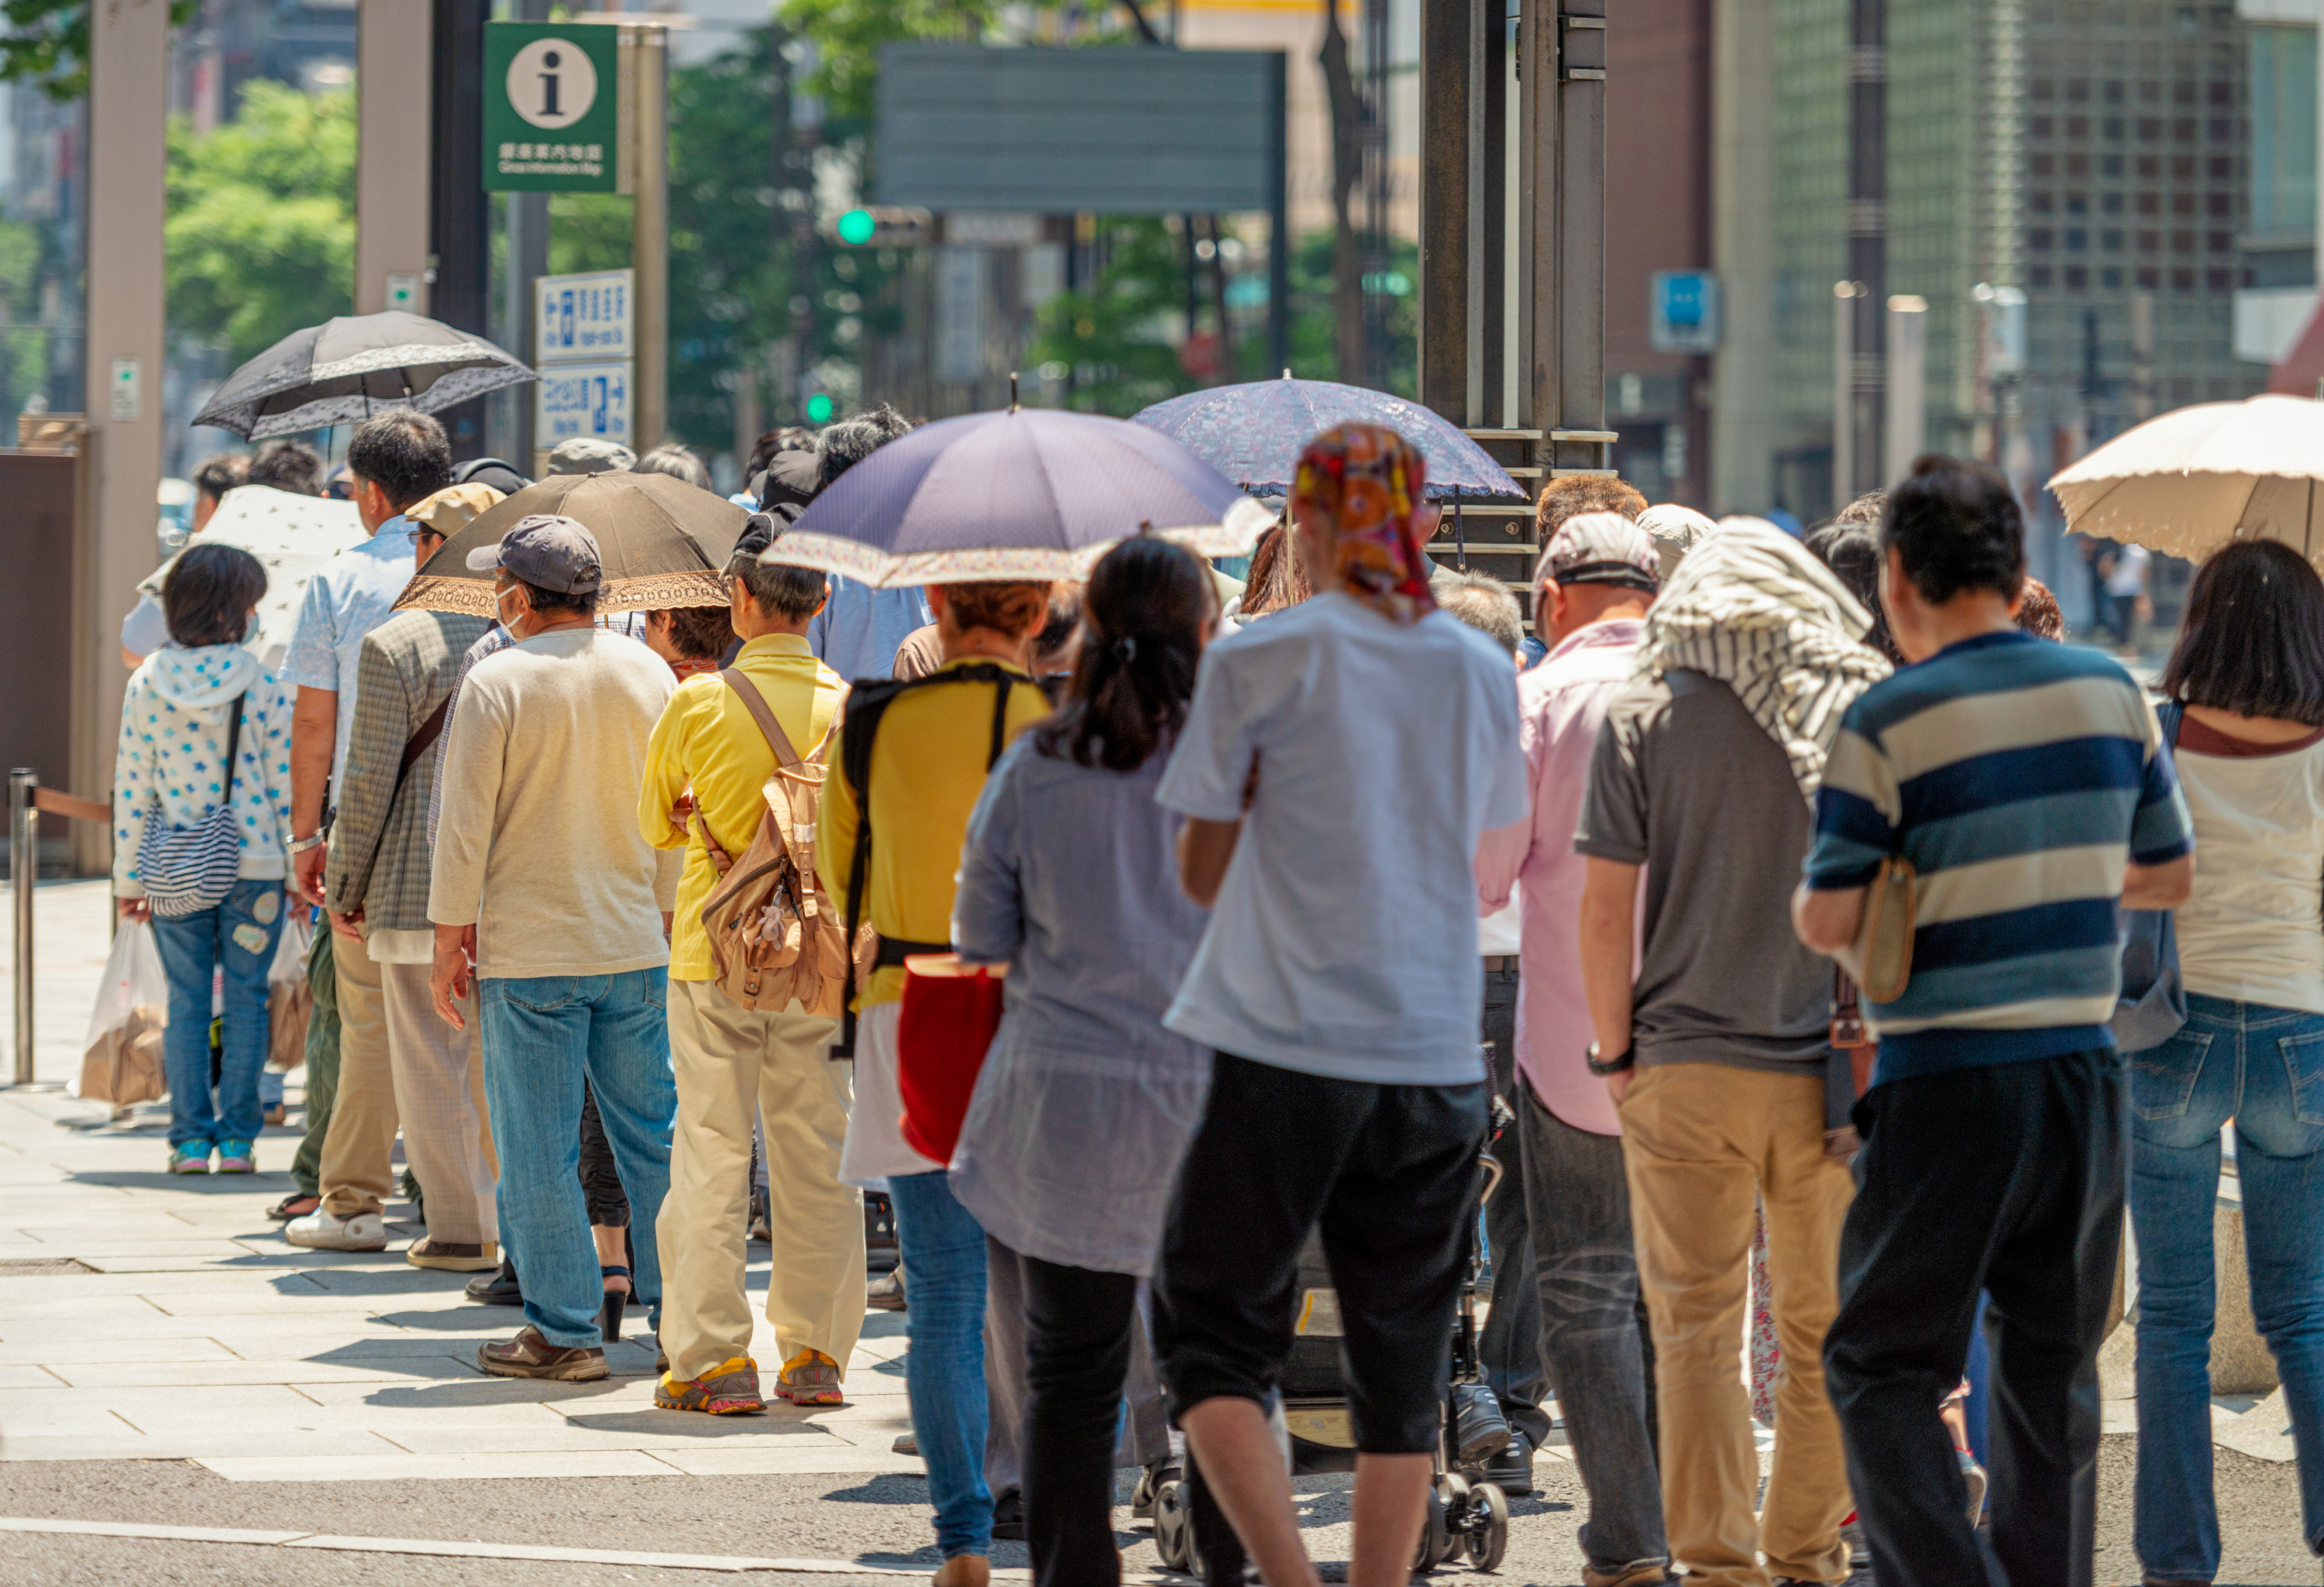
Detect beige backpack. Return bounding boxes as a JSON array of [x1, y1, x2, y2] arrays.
[[694, 670, 857, 1015]]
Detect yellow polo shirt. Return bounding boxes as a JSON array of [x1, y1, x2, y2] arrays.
[[638, 633, 845, 983], [816, 657, 1050, 1009]]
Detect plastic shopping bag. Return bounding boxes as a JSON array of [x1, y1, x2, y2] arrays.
[[266, 908, 315, 1071], [74, 920, 170, 1109]]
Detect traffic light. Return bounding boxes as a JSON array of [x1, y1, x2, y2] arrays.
[[830, 206, 933, 247], [805, 393, 836, 424]]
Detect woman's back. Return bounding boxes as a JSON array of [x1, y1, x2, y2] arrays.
[[2171, 713, 2324, 1015]]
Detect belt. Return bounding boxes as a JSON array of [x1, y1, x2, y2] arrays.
[[1482, 955, 1520, 974], [874, 936, 951, 970]]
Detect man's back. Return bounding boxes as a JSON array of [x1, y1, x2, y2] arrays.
[[429, 628, 679, 979], [1809, 629, 2192, 1079], [1580, 668, 1831, 1066]]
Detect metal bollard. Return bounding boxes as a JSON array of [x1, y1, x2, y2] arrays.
[[10, 768, 34, 1086]]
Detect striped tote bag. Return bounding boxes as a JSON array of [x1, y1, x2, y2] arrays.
[[136, 693, 247, 920]]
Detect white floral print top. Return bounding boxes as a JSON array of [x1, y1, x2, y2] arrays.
[[112, 643, 296, 898]]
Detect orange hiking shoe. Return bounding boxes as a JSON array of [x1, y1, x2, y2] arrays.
[[775, 1348, 844, 1405], [655, 1356, 765, 1415]]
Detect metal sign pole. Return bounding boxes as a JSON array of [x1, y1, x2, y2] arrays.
[[631, 24, 669, 450], [12, 769, 35, 1087]]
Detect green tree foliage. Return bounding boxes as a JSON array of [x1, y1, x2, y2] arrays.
[[1, 0, 197, 103], [166, 84, 355, 364], [780, 0, 1006, 122]]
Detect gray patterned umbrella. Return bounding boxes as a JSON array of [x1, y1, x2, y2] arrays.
[[191, 311, 535, 440]]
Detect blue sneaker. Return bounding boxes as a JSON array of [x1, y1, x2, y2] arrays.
[[168, 1143, 212, 1174], [215, 1140, 256, 1173]]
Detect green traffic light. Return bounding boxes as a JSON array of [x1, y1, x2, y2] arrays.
[[836, 208, 876, 246], [806, 393, 835, 423]]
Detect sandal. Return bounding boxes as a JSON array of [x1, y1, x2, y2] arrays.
[[267, 1193, 320, 1221], [600, 1264, 631, 1345]]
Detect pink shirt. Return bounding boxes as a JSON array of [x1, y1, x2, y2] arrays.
[[1476, 618, 1643, 1135]]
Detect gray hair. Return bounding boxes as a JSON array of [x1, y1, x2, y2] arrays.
[[727, 544, 827, 622], [1436, 569, 1524, 657]]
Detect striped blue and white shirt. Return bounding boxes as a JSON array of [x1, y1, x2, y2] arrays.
[[1803, 630, 2193, 1082]]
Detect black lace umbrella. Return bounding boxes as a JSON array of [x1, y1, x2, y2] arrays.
[[191, 311, 535, 440]]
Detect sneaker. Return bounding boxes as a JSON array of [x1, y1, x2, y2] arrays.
[[214, 1140, 256, 1173], [1580, 1565, 1673, 1587], [478, 1324, 608, 1382], [1451, 1379, 1513, 1467], [1958, 1446, 1989, 1527], [867, 1266, 907, 1311], [168, 1143, 212, 1175], [656, 1355, 765, 1415], [1840, 1513, 1869, 1568], [990, 1491, 1026, 1542], [892, 1430, 919, 1455], [466, 1256, 524, 1304], [283, 1206, 387, 1251], [774, 1348, 844, 1405], [1483, 1430, 1535, 1498], [406, 1237, 499, 1272]]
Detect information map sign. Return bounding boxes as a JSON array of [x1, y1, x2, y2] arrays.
[[485, 22, 622, 193], [536, 270, 633, 362], [535, 362, 632, 448]]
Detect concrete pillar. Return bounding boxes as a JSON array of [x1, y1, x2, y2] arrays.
[[1709, 0, 1776, 514], [76, 0, 170, 872], [356, 0, 434, 315]]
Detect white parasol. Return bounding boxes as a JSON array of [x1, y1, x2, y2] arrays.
[[2047, 393, 2324, 566], [138, 486, 367, 672]]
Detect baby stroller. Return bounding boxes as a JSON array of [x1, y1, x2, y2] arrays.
[[1150, 1106, 1517, 1578]]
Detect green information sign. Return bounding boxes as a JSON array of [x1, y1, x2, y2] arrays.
[[484, 22, 623, 193]]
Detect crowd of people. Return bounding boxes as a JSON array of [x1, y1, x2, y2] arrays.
[[105, 399, 2324, 1587]]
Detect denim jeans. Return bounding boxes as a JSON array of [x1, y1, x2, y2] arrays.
[[2130, 992, 2324, 1579], [480, 970, 675, 1348], [888, 1169, 992, 1559], [149, 879, 286, 1149]]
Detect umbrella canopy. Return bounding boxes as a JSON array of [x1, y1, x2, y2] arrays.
[[1129, 377, 1527, 502], [764, 407, 1274, 586], [191, 311, 534, 440], [136, 485, 366, 672], [394, 469, 742, 617], [2049, 393, 2324, 565]]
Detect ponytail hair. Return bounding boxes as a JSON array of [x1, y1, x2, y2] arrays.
[[1033, 536, 1213, 772]]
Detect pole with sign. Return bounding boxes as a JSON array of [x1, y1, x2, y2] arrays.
[[484, 19, 666, 452], [531, 268, 634, 472]]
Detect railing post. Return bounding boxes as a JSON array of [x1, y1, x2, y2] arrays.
[[10, 768, 35, 1086]]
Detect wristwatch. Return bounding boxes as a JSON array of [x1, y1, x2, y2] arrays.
[[287, 831, 327, 856], [1585, 1040, 1635, 1077]]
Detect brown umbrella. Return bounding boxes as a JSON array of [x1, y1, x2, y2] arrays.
[[394, 469, 743, 617]]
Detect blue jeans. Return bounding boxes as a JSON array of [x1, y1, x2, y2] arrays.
[[888, 1170, 992, 1558], [2130, 992, 2324, 1579], [148, 879, 285, 1149], [480, 970, 675, 1348]]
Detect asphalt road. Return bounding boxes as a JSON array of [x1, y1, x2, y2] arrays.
[[1, 1433, 2313, 1585]]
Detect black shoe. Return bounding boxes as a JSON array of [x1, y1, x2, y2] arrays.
[[990, 1491, 1026, 1542], [1451, 1380, 1513, 1468], [748, 1183, 771, 1242], [1483, 1431, 1533, 1498], [1132, 1459, 1179, 1520], [465, 1256, 522, 1306]]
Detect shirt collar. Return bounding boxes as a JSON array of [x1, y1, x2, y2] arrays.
[[363, 514, 417, 554], [1542, 615, 1644, 665], [737, 632, 813, 660], [937, 653, 1032, 679]]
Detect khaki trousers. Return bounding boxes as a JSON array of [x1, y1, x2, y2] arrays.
[[380, 964, 497, 1245], [318, 926, 398, 1218], [657, 977, 863, 1383], [1620, 1061, 1855, 1587]]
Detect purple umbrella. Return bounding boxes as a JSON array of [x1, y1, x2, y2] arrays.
[[762, 407, 1274, 587], [1130, 377, 1527, 502]]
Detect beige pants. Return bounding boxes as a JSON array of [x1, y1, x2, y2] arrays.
[[1620, 1061, 1856, 1587], [656, 977, 863, 1384], [318, 926, 397, 1218], [380, 963, 497, 1246]]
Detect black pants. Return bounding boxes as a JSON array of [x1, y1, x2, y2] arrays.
[[579, 1079, 631, 1228], [1476, 964, 1551, 1444], [1012, 1250, 1141, 1587], [1824, 1048, 2124, 1587], [1154, 1052, 1489, 1454]]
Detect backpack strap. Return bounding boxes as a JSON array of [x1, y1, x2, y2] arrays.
[[720, 668, 803, 768]]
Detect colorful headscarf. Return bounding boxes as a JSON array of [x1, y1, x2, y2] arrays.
[[1291, 424, 1437, 625]]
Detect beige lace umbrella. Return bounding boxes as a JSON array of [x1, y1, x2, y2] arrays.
[[394, 469, 739, 617], [2049, 394, 2324, 566]]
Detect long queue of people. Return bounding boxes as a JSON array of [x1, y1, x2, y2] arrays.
[[107, 401, 2324, 1587]]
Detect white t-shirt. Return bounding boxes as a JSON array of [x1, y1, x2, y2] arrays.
[[1156, 593, 1528, 1085], [2106, 544, 2151, 598], [2174, 737, 2324, 1015]]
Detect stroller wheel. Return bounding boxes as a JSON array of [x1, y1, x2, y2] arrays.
[[1459, 1478, 1509, 1572], [1153, 1475, 1194, 1574], [1412, 1483, 1452, 1575]]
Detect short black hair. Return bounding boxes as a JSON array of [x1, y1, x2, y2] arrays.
[[631, 444, 712, 491], [1803, 521, 1903, 664], [192, 452, 249, 505], [163, 541, 268, 648], [347, 410, 454, 512], [657, 603, 734, 661], [2161, 540, 2324, 727], [731, 557, 827, 623], [1879, 454, 2025, 606], [816, 404, 913, 491], [248, 439, 325, 496], [514, 578, 599, 620]]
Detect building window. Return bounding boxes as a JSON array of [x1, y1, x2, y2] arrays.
[[2209, 155, 2234, 180], [2102, 267, 2125, 287], [2033, 153, 2056, 176], [2032, 265, 2055, 287], [2209, 117, 2236, 142], [2030, 227, 2056, 250], [2069, 77, 2091, 101], [2209, 79, 2236, 107], [2067, 191, 2089, 214], [2206, 191, 2232, 216], [2068, 154, 2091, 177], [2067, 228, 2089, 250], [2173, 228, 2196, 251], [2103, 191, 2125, 214], [2207, 230, 2233, 252], [2105, 116, 2126, 139], [2173, 155, 2196, 180], [2250, 22, 2317, 241], [2102, 154, 2124, 177], [2173, 267, 2196, 290], [2174, 117, 2197, 141], [2106, 80, 2126, 104], [2068, 115, 2091, 139], [2138, 155, 2161, 177], [2033, 115, 2055, 137], [2138, 228, 2161, 250], [2033, 77, 2055, 100], [2066, 266, 2090, 289], [2103, 228, 2124, 250], [2140, 79, 2162, 103], [2033, 191, 2056, 213], [2137, 266, 2161, 287], [2175, 80, 2198, 106], [2172, 191, 2196, 215], [2207, 267, 2235, 290], [2137, 191, 2160, 214]]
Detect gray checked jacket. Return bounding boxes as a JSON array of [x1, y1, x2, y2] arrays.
[[325, 608, 493, 932]]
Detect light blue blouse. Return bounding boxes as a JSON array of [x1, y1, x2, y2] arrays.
[[947, 732, 1212, 1276]]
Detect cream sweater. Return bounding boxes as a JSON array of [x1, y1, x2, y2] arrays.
[[428, 627, 682, 979]]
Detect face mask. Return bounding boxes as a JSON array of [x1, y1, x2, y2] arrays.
[[494, 585, 521, 636], [242, 610, 261, 644]]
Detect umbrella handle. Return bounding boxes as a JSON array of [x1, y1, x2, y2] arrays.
[[1454, 500, 1467, 572]]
